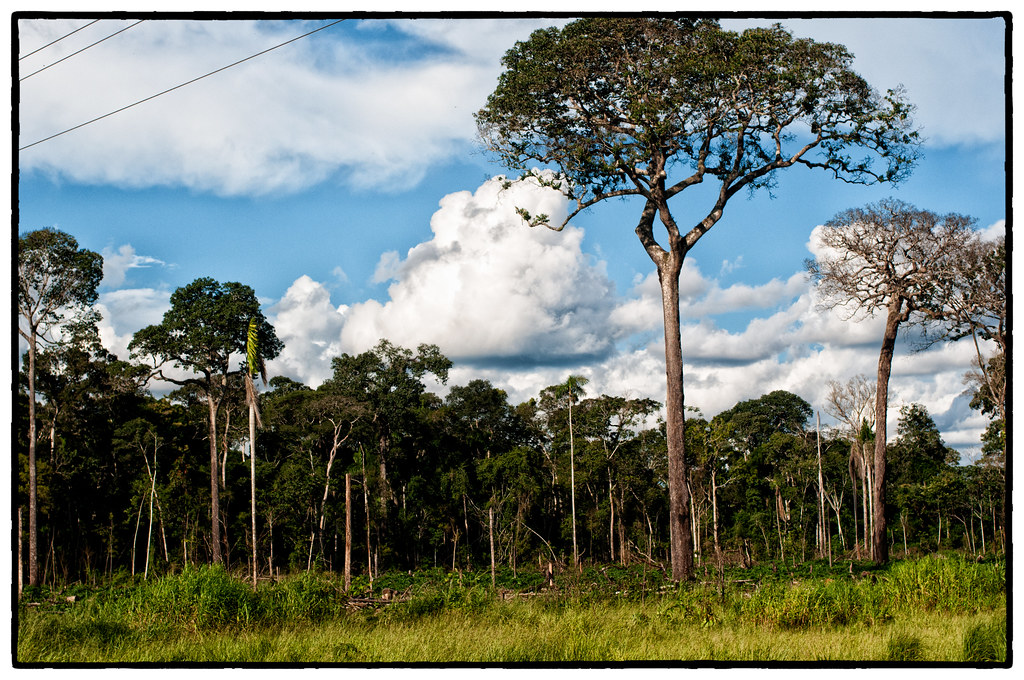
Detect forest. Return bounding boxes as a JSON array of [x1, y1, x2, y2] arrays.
[[15, 253, 1006, 590]]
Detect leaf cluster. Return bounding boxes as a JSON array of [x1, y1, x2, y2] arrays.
[[477, 18, 920, 232]]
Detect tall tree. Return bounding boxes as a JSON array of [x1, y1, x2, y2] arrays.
[[18, 228, 103, 586], [129, 278, 282, 566], [327, 340, 451, 567], [477, 18, 919, 580], [559, 375, 588, 567], [244, 319, 268, 589], [807, 199, 975, 564]]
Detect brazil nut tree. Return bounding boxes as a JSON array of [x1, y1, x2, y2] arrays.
[[807, 199, 976, 564], [129, 278, 282, 566], [476, 17, 920, 580]]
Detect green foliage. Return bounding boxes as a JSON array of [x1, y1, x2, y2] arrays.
[[478, 18, 919, 221], [129, 277, 282, 379], [18, 227, 104, 340], [886, 632, 925, 661], [888, 404, 955, 488], [265, 570, 348, 621], [882, 554, 1005, 612], [961, 619, 1006, 663], [17, 557, 1005, 664], [127, 565, 262, 629]]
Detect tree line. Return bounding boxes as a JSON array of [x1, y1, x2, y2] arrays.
[[16, 229, 1005, 590], [17, 17, 1006, 589]]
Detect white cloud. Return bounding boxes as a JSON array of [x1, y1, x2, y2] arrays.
[[95, 287, 171, 361], [209, 172, 988, 452], [266, 275, 347, 387], [19, 17, 1003, 199], [719, 255, 744, 276], [101, 244, 168, 289], [16, 18, 551, 196], [979, 219, 1006, 242], [721, 17, 1006, 148], [383, 18, 569, 62], [338, 175, 618, 362]]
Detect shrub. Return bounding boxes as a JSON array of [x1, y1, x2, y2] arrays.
[[266, 570, 346, 622], [138, 564, 261, 629]]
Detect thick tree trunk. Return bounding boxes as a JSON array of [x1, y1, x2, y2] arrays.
[[207, 393, 222, 566], [658, 255, 694, 581], [872, 303, 902, 564]]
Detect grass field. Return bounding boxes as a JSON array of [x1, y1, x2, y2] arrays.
[[15, 554, 1007, 665]]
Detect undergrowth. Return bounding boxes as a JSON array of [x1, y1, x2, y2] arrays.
[[16, 554, 1006, 664]]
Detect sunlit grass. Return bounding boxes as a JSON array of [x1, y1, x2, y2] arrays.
[[16, 555, 1006, 664], [19, 601, 1005, 663]]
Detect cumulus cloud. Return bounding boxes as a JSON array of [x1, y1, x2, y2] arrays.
[[95, 287, 171, 361], [339, 175, 618, 363], [979, 219, 1006, 242], [266, 275, 347, 387], [85, 173, 987, 452]]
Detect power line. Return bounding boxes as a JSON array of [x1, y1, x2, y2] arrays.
[[20, 19, 146, 81], [19, 18, 102, 61], [19, 19, 346, 152]]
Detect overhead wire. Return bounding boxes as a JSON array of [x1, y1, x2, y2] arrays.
[[19, 18, 102, 61], [19, 18, 346, 152], [20, 19, 147, 81]]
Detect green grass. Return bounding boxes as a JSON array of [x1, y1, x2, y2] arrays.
[[16, 555, 1007, 664]]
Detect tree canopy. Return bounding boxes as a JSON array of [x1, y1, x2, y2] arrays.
[[477, 18, 920, 235]]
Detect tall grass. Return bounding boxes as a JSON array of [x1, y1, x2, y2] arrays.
[[16, 555, 1006, 664]]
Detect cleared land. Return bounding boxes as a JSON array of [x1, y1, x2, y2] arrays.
[[15, 554, 1007, 665]]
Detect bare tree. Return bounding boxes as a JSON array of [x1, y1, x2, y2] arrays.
[[807, 198, 975, 564], [923, 235, 1007, 455], [823, 374, 877, 555]]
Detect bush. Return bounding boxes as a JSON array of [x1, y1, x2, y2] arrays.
[[136, 564, 261, 629], [266, 570, 346, 622]]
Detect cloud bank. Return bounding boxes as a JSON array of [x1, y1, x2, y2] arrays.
[[17, 18, 556, 196], [19, 17, 1005, 198], [251, 178, 992, 453]]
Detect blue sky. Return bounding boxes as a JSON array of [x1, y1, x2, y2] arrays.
[[13, 12, 1008, 458]]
